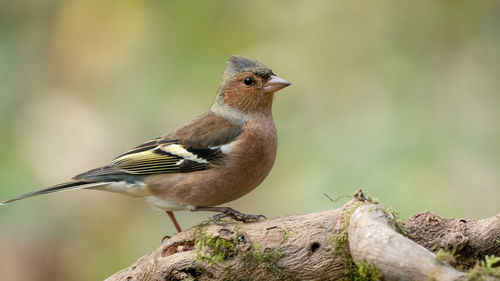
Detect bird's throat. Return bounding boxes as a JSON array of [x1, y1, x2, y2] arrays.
[[210, 97, 250, 126]]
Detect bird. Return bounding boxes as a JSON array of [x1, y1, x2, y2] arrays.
[[0, 55, 291, 233]]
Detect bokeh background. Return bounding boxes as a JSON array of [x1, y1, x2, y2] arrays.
[[1, 1, 499, 280]]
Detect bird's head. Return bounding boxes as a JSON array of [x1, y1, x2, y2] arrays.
[[213, 55, 291, 115]]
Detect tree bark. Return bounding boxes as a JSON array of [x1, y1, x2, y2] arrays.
[[106, 191, 500, 281]]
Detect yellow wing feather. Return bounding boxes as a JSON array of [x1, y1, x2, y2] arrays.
[[108, 143, 211, 175]]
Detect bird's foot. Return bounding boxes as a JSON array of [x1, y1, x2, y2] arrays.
[[212, 207, 266, 225], [189, 206, 266, 225]]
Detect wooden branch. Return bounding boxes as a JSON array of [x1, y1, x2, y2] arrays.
[[407, 211, 500, 269], [106, 192, 500, 281]]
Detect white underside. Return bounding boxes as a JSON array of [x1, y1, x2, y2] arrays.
[[100, 181, 185, 211], [102, 181, 150, 198], [144, 196, 184, 211]]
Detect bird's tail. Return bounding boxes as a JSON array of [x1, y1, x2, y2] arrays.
[[0, 181, 109, 205]]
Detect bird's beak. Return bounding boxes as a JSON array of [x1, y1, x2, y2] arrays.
[[264, 75, 291, 94]]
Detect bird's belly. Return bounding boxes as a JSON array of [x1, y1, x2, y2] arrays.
[[101, 181, 151, 197], [144, 195, 184, 211]]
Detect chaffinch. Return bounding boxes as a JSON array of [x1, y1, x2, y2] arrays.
[[1, 55, 291, 232]]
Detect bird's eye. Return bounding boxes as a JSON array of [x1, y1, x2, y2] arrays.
[[243, 77, 253, 85]]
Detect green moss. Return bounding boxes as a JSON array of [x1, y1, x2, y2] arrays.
[[238, 226, 292, 280], [329, 201, 364, 280], [328, 201, 361, 255], [466, 255, 500, 280], [194, 229, 236, 267], [434, 249, 456, 265], [356, 262, 381, 281], [241, 243, 284, 278], [381, 205, 409, 237], [280, 224, 291, 244], [194, 225, 291, 280], [329, 201, 359, 256], [329, 230, 348, 255], [482, 255, 500, 268]]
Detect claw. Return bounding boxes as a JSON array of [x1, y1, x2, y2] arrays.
[[212, 208, 267, 224], [212, 213, 228, 225], [191, 206, 267, 225], [161, 235, 172, 243]]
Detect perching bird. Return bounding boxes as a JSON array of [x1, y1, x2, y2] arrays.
[[1, 55, 290, 233]]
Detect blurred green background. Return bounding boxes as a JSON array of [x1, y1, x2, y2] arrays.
[[1, 1, 499, 280]]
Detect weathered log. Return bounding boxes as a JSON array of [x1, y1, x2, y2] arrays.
[[106, 192, 500, 281], [407, 211, 500, 269]]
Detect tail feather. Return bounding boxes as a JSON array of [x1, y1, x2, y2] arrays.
[[1, 181, 109, 205]]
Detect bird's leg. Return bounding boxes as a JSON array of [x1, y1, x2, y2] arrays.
[[189, 206, 266, 225], [166, 211, 182, 233]]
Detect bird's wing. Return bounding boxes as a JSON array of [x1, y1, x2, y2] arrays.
[[73, 128, 242, 181], [109, 139, 222, 174]]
